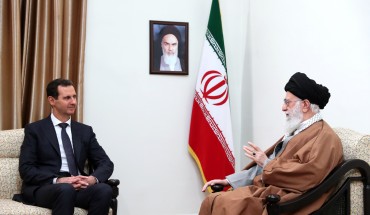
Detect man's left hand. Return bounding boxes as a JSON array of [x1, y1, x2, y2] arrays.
[[243, 142, 268, 167]]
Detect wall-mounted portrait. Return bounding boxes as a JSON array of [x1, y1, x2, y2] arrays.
[[150, 20, 189, 75]]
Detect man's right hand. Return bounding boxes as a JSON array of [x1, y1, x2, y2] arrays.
[[56, 176, 89, 190], [201, 179, 229, 192]]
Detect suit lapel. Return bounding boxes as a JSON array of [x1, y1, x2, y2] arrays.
[[45, 116, 61, 155]]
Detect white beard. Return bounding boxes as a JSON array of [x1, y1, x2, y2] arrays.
[[162, 49, 178, 71], [284, 101, 303, 134]]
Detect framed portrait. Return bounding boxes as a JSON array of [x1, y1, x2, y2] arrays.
[[150, 20, 189, 75]]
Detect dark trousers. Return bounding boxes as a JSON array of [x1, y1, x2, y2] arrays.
[[34, 183, 112, 215]]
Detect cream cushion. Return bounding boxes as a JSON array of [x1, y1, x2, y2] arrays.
[[333, 128, 370, 215]]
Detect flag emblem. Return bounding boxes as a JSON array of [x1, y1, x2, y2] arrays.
[[201, 70, 229, 106]]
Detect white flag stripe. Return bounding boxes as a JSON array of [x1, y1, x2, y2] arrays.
[[195, 39, 234, 155]]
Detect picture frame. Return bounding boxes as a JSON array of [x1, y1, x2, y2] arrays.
[[149, 20, 189, 75]]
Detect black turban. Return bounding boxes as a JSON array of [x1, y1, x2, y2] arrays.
[[159, 25, 181, 42], [284, 72, 330, 109]]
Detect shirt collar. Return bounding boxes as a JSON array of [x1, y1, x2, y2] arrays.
[[51, 113, 71, 127]]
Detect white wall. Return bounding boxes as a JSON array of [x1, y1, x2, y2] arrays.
[[83, 0, 370, 214], [248, 0, 370, 154], [84, 0, 247, 214]]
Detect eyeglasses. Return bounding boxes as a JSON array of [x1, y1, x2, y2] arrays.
[[283, 99, 302, 106]]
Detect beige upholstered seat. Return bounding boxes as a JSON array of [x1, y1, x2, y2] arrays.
[[0, 129, 117, 215], [333, 128, 370, 215], [0, 199, 88, 215]]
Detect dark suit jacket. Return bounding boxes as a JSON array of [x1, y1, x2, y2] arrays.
[[18, 115, 114, 203]]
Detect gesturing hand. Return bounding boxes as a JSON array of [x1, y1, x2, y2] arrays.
[[243, 142, 268, 167]]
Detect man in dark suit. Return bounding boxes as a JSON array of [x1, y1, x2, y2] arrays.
[[18, 78, 114, 215]]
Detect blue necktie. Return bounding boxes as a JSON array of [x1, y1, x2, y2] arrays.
[[59, 123, 78, 176]]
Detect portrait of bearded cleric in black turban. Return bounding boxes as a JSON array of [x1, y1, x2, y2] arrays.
[[150, 21, 188, 75]]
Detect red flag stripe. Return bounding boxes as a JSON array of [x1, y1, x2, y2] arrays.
[[189, 95, 234, 183]]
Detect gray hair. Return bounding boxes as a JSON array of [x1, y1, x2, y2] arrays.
[[311, 104, 320, 113]]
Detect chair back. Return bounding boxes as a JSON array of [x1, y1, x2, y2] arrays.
[[333, 128, 370, 215], [0, 129, 24, 199]]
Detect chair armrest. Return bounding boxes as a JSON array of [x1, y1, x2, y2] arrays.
[[266, 159, 370, 215], [266, 194, 281, 204], [107, 179, 120, 186], [106, 179, 120, 198], [105, 179, 120, 215], [211, 184, 225, 192]]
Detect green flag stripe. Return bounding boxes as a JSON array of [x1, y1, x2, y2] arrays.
[[206, 30, 226, 69], [207, 0, 227, 69]]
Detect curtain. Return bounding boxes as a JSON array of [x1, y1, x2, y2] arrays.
[[0, 0, 87, 130]]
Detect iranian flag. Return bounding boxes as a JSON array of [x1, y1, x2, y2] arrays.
[[188, 0, 234, 191]]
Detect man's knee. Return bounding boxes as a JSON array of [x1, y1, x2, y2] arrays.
[[92, 183, 113, 199], [34, 183, 76, 210], [199, 193, 221, 215], [99, 183, 113, 197]]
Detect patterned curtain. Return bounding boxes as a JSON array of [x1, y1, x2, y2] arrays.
[[0, 0, 87, 130]]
